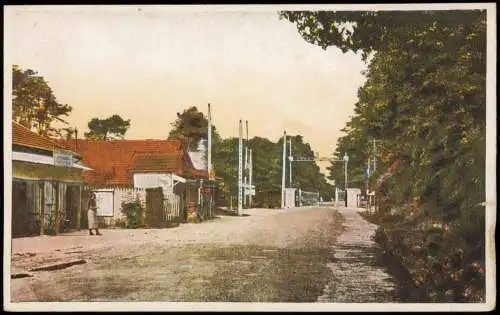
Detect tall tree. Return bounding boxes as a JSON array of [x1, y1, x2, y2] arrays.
[[248, 136, 283, 193], [211, 137, 240, 197], [12, 65, 73, 137], [168, 106, 222, 151], [60, 127, 77, 140], [84, 115, 131, 140]]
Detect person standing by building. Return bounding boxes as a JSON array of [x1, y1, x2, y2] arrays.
[[87, 192, 102, 236]]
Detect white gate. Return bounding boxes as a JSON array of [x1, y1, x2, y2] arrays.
[[299, 190, 320, 207], [163, 191, 180, 223]]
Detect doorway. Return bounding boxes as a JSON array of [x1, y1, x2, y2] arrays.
[[12, 180, 43, 238], [64, 185, 81, 232]]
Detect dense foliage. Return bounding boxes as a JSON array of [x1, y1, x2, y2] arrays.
[[12, 65, 73, 137], [282, 10, 486, 302], [121, 199, 145, 229], [84, 114, 131, 140], [167, 106, 223, 151]]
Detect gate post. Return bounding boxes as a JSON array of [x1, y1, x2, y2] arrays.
[[298, 188, 302, 207], [55, 182, 60, 235]]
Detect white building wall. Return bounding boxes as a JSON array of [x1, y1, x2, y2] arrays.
[[87, 187, 146, 227], [133, 173, 174, 194]]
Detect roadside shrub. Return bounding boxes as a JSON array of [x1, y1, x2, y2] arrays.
[[114, 218, 127, 229], [121, 199, 145, 229], [97, 217, 108, 228], [367, 203, 485, 302], [43, 212, 57, 235]]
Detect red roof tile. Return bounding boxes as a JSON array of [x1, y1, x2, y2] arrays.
[[57, 139, 207, 185], [191, 169, 209, 178], [131, 152, 184, 173], [12, 121, 79, 155]]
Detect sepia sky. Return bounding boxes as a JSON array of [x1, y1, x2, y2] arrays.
[[5, 6, 368, 174]]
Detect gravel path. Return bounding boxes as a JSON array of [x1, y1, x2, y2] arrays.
[[11, 208, 332, 256], [10, 206, 399, 303], [317, 207, 399, 302], [10, 207, 344, 302]]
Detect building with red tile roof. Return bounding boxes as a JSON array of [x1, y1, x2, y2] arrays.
[[131, 152, 185, 174], [57, 139, 208, 186], [55, 138, 213, 228]]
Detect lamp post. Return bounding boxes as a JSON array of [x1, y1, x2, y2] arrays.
[[343, 153, 349, 207], [332, 180, 337, 204], [288, 138, 292, 187], [281, 131, 287, 209], [238, 120, 243, 215]]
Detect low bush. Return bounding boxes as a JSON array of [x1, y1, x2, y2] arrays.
[[97, 217, 109, 228], [114, 218, 127, 229], [368, 203, 485, 302], [121, 199, 145, 229]]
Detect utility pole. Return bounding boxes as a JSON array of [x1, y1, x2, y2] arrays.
[[281, 131, 287, 209], [244, 120, 249, 208], [238, 120, 243, 215], [243, 150, 247, 208], [208, 103, 212, 178], [207, 104, 213, 218], [249, 148, 253, 208], [289, 137, 292, 187], [366, 157, 371, 201], [344, 154, 349, 207], [345, 161, 348, 207], [243, 175, 247, 209]]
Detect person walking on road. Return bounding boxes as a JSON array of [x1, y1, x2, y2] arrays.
[[87, 192, 102, 236]]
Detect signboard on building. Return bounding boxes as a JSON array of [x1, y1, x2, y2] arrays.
[[54, 149, 73, 167], [94, 190, 114, 217]]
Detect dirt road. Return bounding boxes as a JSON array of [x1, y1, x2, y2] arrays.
[[10, 206, 398, 303]]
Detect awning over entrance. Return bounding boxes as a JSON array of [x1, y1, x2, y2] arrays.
[[12, 151, 92, 171]]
